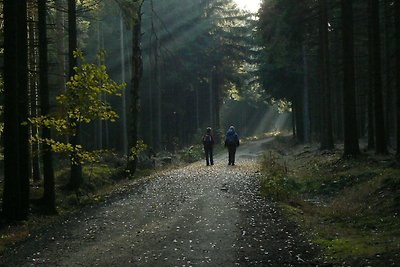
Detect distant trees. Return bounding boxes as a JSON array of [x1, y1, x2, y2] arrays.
[[258, 0, 308, 142], [258, 0, 398, 156], [138, 0, 257, 149]]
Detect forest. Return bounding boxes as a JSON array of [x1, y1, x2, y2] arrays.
[[0, 0, 399, 266]]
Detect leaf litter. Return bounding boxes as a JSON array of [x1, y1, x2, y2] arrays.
[[0, 139, 320, 266]]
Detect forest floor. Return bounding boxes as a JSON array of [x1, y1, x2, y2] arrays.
[[0, 137, 322, 266], [258, 135, 400, 266], [0, 135, 399, 266]]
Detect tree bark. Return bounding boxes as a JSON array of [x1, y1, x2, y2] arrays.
[[302, 42, 311, 143], [38, 0, 56, 213], [318, 0, 334, 150], [341, 0, 359, 156], [96, 22, 103, 150], [213, 68, 221, 136], [27, 5, 41, 182], [2, 0, 30, 221], [18, 0, 31, 220], [367, 5, 375, 150], [293, 94, 305, 143], [68, 0, 83, 189], [395, 0, 400, 157], [120, 15, 128, 156], [384, 0, 393, 146], [54, 0, 66, 94], [127, 2, 143, 173], [369, 0, 387, 154]]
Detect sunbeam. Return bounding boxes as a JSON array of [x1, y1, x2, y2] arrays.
[[233, 0, 261, 13]]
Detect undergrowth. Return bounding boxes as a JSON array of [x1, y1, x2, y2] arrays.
[[259, 139, 400, 265]]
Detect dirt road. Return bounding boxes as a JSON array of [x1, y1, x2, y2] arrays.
[[0, 139, 319, 266]]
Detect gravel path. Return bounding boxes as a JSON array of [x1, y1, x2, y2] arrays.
[[0, 139, 319, 266]]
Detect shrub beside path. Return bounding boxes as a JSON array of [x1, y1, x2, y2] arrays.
[[0, 138, 320, 266]]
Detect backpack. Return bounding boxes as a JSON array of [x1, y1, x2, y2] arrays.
[[203, 134, 213, 146], [226, 133, 237, 145]]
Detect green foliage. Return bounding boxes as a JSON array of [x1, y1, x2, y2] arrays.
[[62, 50, 124, 124], [30, 50, 125, 164], [179, 145, 203, 163], [259, 152, 297, 201], [315, 236, 386, 260], [128, 140, 148, 160]]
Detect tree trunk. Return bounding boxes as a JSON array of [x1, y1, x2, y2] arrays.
[[3, 0, 22, 221], [369, 0, 387, 154], [120, 15, 128, 156], [395, 0, 400, 157], [384, 0, 393, 146], [302, 42, 311, 143], [318, 0, 334, 150], [213, 68, 221, 136], [28, 6, 41, 182], [195, 84, 200, 129], [367, 4, 375, 150], [294, 94, 305, 143], [127, 3, 143, 173], [18, 0, 31, 219], [38, 0, 56, 213], [68, 0, 83, 189], [209, 69, 214, 127], [291, 104, 297, 137], [341, 0, 359, 156], [96, 22, 103, 150], [2, 0, 30, 221]]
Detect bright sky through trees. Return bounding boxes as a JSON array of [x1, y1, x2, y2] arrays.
[[233, 0, 261, 13]]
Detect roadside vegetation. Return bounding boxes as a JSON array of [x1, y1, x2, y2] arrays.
[[259, 136, 400, 266]]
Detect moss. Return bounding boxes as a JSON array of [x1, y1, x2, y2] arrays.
[[315, 236, 386, 260]]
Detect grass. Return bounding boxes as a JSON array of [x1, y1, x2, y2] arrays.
[[259, 137, 400, 265]]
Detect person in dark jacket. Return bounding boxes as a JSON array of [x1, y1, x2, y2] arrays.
[[224, 126, 239, 165], [202, 127, 215, 166]]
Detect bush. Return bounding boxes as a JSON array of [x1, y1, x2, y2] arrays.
[[179, 145, 203, 163], [259, 152, 295, 201]]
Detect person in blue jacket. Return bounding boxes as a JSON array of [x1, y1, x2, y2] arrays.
[[224, 126, 239, 166]]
